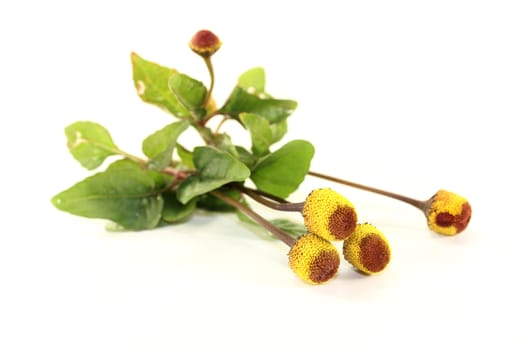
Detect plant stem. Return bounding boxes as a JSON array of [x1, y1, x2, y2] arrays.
[[239, 186, 290, 204], [308, 171, 426, 210], [211, 191, 295, 247], [203, 56, 215, 108], [214, 116, 228, 134], [118, 150, 147, 165], [240, 187, 305, 212]]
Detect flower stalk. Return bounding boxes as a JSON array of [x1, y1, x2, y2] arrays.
[[308, 171, 425, 209], [210, 191, 295, 247], [308, 171, 472, 235], [212, 191, 341, 284], [240, 186, 358, 241]]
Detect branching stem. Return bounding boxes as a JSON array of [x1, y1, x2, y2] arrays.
[[211, 191, 295, 247], [240, 187, 305, 212]]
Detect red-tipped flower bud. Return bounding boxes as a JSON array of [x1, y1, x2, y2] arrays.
[[288, 233, 340, 284], [189, 30, 222, 58], [424, 190, 472, 235], [343, 223, 391, 275], [302, 188, 358, 241]]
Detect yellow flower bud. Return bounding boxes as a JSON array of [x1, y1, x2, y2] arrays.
[[425, 190, 472, 235], [189, 30, 222, 58], [302, 188, 358, 241], [288, 233, 340, 284], [343, 223, 391, 275]]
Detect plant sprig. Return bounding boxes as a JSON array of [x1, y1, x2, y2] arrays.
[[52, 31, 313, 234], [51, 30, 472, 285]]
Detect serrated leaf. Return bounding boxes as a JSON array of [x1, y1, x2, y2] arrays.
[[131, 52, 190, 118], [240, 113, 272, 157], [51, 165, 167, 230], [250, 140, 315, 198], [162, 192, 196, 223], [142, 121, 189, 170], [168, 73, 207, 115], [176, 146, 250, 204], [237, 67, 265, 92], [65, 121, 119, 170], [219, 86, 297, 124]]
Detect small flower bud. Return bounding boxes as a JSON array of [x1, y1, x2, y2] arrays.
[[288, 233, 340, 284], [189, 30, 222, 58], [425, 190, 472, 235], [302, 188, 358, 241], [343, 223, 391, 275]]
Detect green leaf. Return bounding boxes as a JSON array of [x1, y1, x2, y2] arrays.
[[250, 140, 315, 198], [176, 143, 194, 169], [235, 206, 305, 240], [65, 121, 119, 170], [142, 121, 189, 170], [219, 86, 297, 124], [270, 218, 307, 239], [106, 158, 142, 171], [240, 113, 272, 157], [176, 146, 250, 204], [235, 202, 276, 241], [51, 165, 166, 230], [214, 133, 239, 156], [168, 73, 207, 115], [131, 52, 190, 118], [270, 119, 288, 144], [237, 67, 265, 92], [162, 192, 196, 223], [235, 146, 256, 169], [107, 159, 173, 188]]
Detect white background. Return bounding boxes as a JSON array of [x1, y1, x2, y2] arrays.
[[1, 1, 524, 349]]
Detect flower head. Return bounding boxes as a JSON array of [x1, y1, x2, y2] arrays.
[[302, 188, 358, 241], [288, 233, 340, 284], [189, 30, 222, 58], [343, 223, 391, 275], [425, 190, 472, 235]]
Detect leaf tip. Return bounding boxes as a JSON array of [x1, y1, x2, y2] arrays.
[[50, 194, 63, 209], [130, 51, 139, 62]]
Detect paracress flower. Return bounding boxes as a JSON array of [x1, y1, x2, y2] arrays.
[[189, 30, 222, 57], [424, 190, 472, 235], [302, 188, 358, 241], [288, 233, 340, 284], [307, 172, 473, 235], [343, 223, 391, 275]]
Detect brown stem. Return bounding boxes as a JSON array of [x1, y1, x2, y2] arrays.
[[240, 187, 304, 212], [308, 171, 426, 210], [211, 191, 295, 247], [162, 167, 191, 180], [238, 186, 290, 204]]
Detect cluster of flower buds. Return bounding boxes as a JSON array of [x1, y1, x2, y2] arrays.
[[294, 189, 391, 283], [239, 181, 472, 284], [240, 187, 392, 284]]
